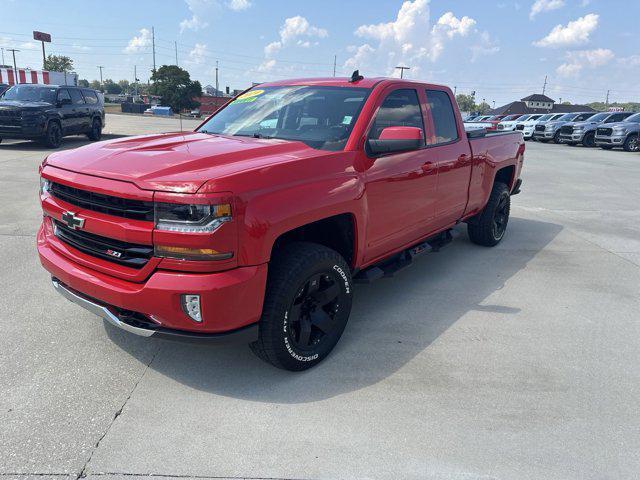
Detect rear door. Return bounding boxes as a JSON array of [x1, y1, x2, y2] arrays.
[[69, 89, 89, 132], [424, 88, 473, 228]]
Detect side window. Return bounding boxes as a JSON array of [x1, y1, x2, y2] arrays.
[[69, 89, 85, 105], [369, 89, 424, 145], [82, 90, 98, 105], [57, 89, 71, 103], [426, 89, 458, 144]]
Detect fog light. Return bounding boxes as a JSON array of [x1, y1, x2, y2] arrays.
[[181, 294, 202, 322]]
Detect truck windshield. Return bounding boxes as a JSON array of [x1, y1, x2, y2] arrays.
[[197, 86, 370, 151], [587, 113, 609, 122], [537, 114, 553, 121], [625, 113, 640, 123], [0, 85, 57, 104]]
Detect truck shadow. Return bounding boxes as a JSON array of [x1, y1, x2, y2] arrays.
[[106, 216, 562, 403]]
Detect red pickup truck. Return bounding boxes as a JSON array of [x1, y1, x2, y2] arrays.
[[38, 74, 524, 371]]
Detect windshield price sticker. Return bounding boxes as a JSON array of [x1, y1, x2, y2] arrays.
[[233, 89, 265, 104]]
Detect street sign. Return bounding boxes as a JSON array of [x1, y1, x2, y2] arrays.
[[33, 31, 51, 43]]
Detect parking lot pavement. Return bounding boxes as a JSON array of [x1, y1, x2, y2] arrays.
[[1, 120, 639, 479]]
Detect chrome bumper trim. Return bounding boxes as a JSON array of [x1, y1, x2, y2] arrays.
[[52, 279, 156, 337]]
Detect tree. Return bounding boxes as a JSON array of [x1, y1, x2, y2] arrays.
[[476, 102, 491, 115], [78, 79, 90, 88], [102, 79, 122, 94], [455, 94, 476, 113], [44, 55, 74, 73], [118, 79, 130, 93], [89, 80, 102, 92], [150, 65, 202, 112]]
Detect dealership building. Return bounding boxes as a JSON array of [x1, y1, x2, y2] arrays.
[[489, 94, 595, 115]]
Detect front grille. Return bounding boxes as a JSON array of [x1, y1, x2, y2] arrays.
[[560, 126, 573, 135], [597, 127, 612, 136], [50, 182, 154, 222], [516, 124, 524, 130], [535, 124, 546, 132], [53, 220, 153, 269], [0, 109, 22, 127]]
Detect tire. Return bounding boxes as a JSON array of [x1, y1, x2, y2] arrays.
[[582, 132, 595, 148], [87, 118, 102, 141], [567, 142, 577, 146], [43, 121, 62, 148], [600, 146, 613, 150], [250, 242, 353, 371], [623, 134, 639, 152], [553, 131, 561, 143], [467, 182, 511, 247], [537, 139, 548, 143]]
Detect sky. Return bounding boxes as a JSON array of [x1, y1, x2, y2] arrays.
[[1, 0, 638, 106]]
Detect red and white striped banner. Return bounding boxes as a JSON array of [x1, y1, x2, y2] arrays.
[[0, 68, 50, 85]]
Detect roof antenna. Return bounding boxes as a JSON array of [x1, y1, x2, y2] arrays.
[[349, 70, 364, 83]]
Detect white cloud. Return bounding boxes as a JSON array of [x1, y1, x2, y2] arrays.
[[556, 48, 614, 76], [72, 43, 91, 51], [346, 0, 491, 75], [617, 55, 640, 67], [124, 28, 152, 53], [263, 16, 328, 56], [257, 59, 276, 72], [470, 31, 500, 62], [228, 0, 251, 10], [180, 15, 209, 32], [188, 43, 208, 64], [534, 13, 599, 47], [530, 0, 565, 19]]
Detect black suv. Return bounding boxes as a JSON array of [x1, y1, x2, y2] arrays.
[[0, 84, 105, 148]]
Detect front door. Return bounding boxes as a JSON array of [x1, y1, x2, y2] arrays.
[[56, 89, 77, 134], [69, 88, 89, 133], [363, 88, 438, 263]]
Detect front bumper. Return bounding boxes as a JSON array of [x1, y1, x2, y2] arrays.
[[0, 123, 46, 139], [522, 128, 534, 138], [595, 134, 626, 146], [559, 132, 584, 143], [38, 223, 268, 341], [533, 130, 554, 139]]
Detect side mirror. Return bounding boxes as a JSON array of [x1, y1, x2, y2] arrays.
[[367, 126, 423, 155], [57, 97, 72, 107]]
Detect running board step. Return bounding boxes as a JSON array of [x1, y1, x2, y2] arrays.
[[354, 230, 455, 284]]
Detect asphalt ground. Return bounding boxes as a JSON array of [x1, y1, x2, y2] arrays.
[[1, 115, 639, 479]]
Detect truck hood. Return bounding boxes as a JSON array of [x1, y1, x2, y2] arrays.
[[45, 132, 328, 193], [602, 121, 639, 129], [569, 120, 601, 128], [0, 101, 50, 111]]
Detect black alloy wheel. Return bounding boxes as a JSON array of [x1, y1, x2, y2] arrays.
[[492, 193, 510, 241], [287, 273, 341, 350], [44, 122, 62, 148]]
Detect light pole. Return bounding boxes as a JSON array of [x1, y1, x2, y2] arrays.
[[8, 49, 19, 83], [97, 66, 104, 91], [395, 66, 410, 79]]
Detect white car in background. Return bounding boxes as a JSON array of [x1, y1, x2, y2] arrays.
[[498, 114, 534, 131], [522, 113, 564, 140]]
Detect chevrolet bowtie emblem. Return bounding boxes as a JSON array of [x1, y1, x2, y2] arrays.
[[61, 211, 85, 230]]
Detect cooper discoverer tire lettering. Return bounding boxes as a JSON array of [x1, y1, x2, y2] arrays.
[[250, 242, 353, 371]]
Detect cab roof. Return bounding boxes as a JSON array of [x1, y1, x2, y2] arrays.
[[258, 76, 448, 90]]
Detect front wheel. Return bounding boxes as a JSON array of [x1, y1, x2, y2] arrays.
[[87, 118, 102, 141], [250, 242, 353, 371], [467, 182, 511, 247], [43, 122, 62, 148], [582, 132, 596, 148], [623, 134, 639, 152], [553, 131, 561, 143]]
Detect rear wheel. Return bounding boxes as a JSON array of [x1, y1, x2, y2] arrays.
[[467, 182, 510, 247], [623, 134, 639, 152], [87, 118, 102, 141], [250, 242, 353, 371], [582, 132, 595, 147], [43, 122, 62, 148]]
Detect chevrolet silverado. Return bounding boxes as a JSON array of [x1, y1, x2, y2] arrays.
[[38, 75, 525, 371]]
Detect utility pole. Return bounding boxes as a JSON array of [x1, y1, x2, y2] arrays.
[[333, 54, 337, 77], [8, 49, 19, 83], [1, 47, 4, 66], [453, 86, 457, 95], [152, 26, 156, 74], [134, 65, 139, 96], [493, 100, 496, 108], [175, 41, 178, 66], [215, 60, 219, 94], [542, 75, 548, 95], [395, 66, 410, 79], [97, 65, 104, 89], [605, 89, 610, 109]]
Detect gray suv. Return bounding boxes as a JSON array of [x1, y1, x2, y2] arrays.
[[558, 111, 634, 147], [533, 112, 595, 143], [594, 112, 640, 152]]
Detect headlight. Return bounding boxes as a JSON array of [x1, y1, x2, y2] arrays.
[[613, 128, 627, 134], [39, 177, 50, 197], [154, 202, 231, 233]]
